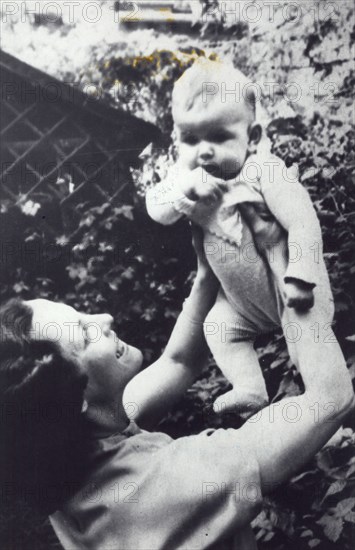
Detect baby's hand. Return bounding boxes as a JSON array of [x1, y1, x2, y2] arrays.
[[284, 278, 314, 311], [180, 167, 227, 205]]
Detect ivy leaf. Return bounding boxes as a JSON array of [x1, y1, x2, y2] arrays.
[[108, 281, 119, 291], [116, 205, 134, 221], [317, 515, 343, 542], [321, 480, 347, 502], [121, 267, 134, 280], [308, 539, 321, 548], [67, 265, 88, 281], [13, 281, 29, 293], [333, 497, 355, 518], [344, 511, 355, 523]]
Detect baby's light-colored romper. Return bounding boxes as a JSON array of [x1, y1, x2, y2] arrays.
[[146, 152, 334, 408]]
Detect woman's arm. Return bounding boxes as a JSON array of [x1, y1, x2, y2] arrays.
[[239, 313, 354, 493], [123, 227, 219, 430], [232, 207, 354, 492]]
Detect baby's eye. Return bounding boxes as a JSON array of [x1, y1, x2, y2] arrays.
[[209, 131, 230, 143], [181, 133, 199, 145]]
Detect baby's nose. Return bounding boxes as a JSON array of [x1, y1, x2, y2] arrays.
[[198, 142, 214, 161]]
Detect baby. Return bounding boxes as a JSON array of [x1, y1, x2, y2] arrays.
[[146, 58, 335, 416]]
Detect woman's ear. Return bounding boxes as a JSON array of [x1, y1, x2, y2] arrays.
[[247, 122, 262, 154]]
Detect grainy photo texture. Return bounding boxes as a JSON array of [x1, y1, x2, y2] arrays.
[[0, 1, 354, 549]]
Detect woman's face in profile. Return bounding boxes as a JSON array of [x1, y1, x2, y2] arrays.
[[26, 299, 143, 405]]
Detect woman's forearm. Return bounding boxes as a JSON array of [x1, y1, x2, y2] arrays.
[[164, 271, 218, 369], [123, 270, 219, 429], [239, 308, 354, 492]]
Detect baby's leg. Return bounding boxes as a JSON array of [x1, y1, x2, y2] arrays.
[[204, 289, 268, 416], [211, 340, 268, 417]]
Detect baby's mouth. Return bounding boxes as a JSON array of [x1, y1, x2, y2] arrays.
[[203, 164, 221, 178], [202, 163, 239, 180]]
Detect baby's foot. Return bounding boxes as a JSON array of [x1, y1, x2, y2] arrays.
[[213, 389, 268, 418]]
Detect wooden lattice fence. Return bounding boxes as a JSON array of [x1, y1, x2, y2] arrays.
[[0, 50, 159, 235]]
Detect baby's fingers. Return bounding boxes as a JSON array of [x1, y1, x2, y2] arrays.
[[200, 183, 222, 204], [287, 293, 314, 312], [284, 283, 315, 312], [202, 192, 220, 205]]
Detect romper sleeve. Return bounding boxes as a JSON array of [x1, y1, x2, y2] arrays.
[[146, 164, 197, 225], [261, 156, 323, 287]]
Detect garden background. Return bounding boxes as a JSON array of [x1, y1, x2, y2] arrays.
[[1, 1, 354, 548]]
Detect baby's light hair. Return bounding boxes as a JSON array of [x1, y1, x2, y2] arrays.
[[172, 58, 256, 121]]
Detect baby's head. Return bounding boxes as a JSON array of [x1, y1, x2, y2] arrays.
[[172, 58, 261, 180]]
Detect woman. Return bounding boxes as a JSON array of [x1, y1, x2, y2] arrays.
[[0, 225, 353, 550]]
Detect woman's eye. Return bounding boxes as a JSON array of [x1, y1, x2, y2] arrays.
[[82, 324, 95, 345], [82, 326, 89, 346]]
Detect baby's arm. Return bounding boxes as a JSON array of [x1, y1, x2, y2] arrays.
[[262, 177, 322, 310], [145, 165, 196, 225], [146, 165, 227, 225]]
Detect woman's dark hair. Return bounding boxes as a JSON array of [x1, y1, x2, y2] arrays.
[[0, 298, 90, 514]]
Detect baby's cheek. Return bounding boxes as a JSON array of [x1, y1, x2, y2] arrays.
[[178, 145, 194, 164]]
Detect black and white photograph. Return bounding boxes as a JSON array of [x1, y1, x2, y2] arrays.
[[0, 1, 354, 549]]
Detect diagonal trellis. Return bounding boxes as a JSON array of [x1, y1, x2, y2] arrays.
[[0, 50, 159, 236]]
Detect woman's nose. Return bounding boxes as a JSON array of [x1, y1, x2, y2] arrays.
[[96, 314, 113, 335]]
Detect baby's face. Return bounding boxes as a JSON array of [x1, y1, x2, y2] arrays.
[[174, 101, 251, 180]]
